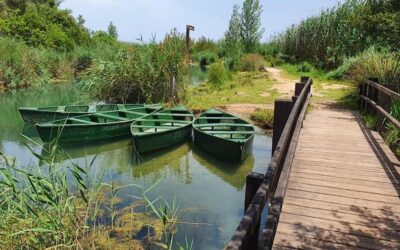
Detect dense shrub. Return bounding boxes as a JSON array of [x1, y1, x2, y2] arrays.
[[0, 38, 50, 89], [348, 47, 400, 84], [194, 51, 219, 69], [271, 0, 400, 69], [296, 62, 313, 73], [240, 53, 266, 71], [192, 36, 219, 55], [82, 30, 187, 103], [207, 61, 228, 87], [0, 3, 90, 51]]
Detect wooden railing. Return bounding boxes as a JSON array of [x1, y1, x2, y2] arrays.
[[359, 78, 400, 131], [227, 77, 312, 250]]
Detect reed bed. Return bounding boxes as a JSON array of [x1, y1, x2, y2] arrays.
[[0, 136, 189, 249], [270, 0, 400, 70]]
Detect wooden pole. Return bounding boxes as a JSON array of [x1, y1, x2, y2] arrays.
[[185, 25, 195, 82], [272, 99, 293, 155], [244, 172, 264, 249]]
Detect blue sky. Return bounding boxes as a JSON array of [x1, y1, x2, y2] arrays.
[[61, 0, 344, 42]]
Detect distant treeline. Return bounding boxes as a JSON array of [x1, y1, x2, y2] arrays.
[[268, 0, 400, 70]]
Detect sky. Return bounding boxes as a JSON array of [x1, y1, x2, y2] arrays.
[[61, 0, 345, 42]]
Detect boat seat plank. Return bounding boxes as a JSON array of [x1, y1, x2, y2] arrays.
[[120, 110, 147, 116], [195, 123, 253, 127], [150, 113, 193, 117], [133, 124, 185, 129], [94, 113, 129, 121], [68, 118, 96, 124], [206, 131, 254, 135], [136, 119, 190, 124], [197, 117, 240, 120]]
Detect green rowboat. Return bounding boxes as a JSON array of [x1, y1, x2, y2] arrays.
[[36, 105, 162, 144], [193, 109, 255, 161], [19, 104, 148, 123], [131, 106, 194, 154]]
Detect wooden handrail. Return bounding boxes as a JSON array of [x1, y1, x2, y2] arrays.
[[226, 77, 312, 249], [360, 79, 400, 130]]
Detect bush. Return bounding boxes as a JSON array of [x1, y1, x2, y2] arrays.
[[348, 47, 400, 84], [81, 30, 187, 103], [327, 57, 358, 80], [207, 61, 228, 87], [250, 109, 274, 128], [194, 51, 219, 69], [267, 54, 285, 67], [0, 37, 50, 89], [240, 53, 266, 72], [296, 62, 313, 73]]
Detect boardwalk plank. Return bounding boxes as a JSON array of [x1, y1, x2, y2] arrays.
[[273, 108, 400, 249]]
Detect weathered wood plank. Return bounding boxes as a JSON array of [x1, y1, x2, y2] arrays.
[[273, 106, 400, 249], [276, 222, 400, 250]]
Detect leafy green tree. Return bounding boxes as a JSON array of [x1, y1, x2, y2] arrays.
[[223, 4, 243, 70], [240, 0, 264, 53], [107, 21, 118, 39], [225, 4, 241, 47]]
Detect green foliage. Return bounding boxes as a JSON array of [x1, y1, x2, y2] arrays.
[[82, 30, 187, 103], [107, 21, 118, 39], [194, 50, 218, 69], [240, 0, 264, 53], [0, 3, 90, 51], [207, 61, 228, 87], [326, 57, 358, 80], [296, 62, 314, 73], [240, 53, 266, 72], [191, 36, 219, 54], [271, 0, 400, 69], [250, 108, 274, 128], [223, 4, 243, 71], [362, 113, 378, 130], [347, 47, 400, 84]]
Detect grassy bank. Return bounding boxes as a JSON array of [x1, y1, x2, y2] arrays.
[[187, 71, 276, 110]]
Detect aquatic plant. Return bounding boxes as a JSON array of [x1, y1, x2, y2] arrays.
[[0, 134, 191, 249], [250, 108, 274, 129]]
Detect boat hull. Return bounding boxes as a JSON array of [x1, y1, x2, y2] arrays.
[[37, 121, 134, 144], [133, 125, 192, 154], [193, 126, 254, 162]]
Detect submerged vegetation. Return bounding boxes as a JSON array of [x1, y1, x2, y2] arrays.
[[0, 140, 188, 249]]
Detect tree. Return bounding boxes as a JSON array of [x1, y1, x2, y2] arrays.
[[225, 4, 241, 48], [240, 0, 264, 53], [107, 22, 118, 39], [77, 14, 85, 27], [223, 4, 243, 70]]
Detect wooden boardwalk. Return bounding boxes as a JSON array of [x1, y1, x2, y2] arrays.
[[272, 105, 400, 249]]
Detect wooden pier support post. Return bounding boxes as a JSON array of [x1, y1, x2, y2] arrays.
[[244, 172, 264, 249], [272, 100, 293, 155]]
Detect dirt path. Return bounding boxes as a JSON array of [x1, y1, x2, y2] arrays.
[[221, 67, 294, 118], [267, 67, 296, 97]]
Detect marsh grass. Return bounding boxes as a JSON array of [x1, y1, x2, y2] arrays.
[[0, 134, 191, 249], [250, 109, 274, 129]]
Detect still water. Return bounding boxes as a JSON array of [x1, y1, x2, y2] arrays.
[[0, 83, 272, 249]]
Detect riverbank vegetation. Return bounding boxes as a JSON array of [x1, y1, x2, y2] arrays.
[[266, 0, 400, 83], [0, 141, 186, 249]]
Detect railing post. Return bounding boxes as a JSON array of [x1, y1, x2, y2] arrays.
[[272, 99, 293, 155], [243, 172, 264, 249], [377, 83, 396, 132]]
